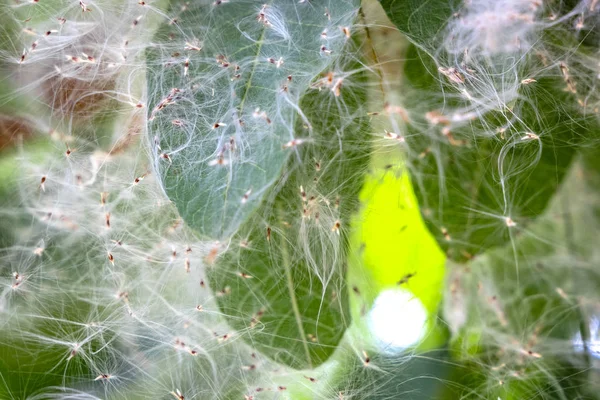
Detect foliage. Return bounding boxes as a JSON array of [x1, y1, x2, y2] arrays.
[[0, 0, 598, 399]]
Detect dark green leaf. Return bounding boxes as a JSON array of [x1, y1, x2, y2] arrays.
[[402, 44, 593, 261], [378, 0, 459, 50], [442, 150, 600, 398]]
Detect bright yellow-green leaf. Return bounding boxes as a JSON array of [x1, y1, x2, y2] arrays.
[[348, 162, 447, 351]]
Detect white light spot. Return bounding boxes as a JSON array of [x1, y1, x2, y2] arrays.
[[367, 289, 428, 352]]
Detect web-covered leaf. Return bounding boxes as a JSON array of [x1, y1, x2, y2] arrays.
[[401, 43, 594, 261], [147, 0, 360, 240], [208, 52, 371, 370]]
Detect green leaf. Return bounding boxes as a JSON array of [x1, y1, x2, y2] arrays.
[[0, 295, 118, 398], [378, 0, 459, 50], [347, 165, 447, 348], [208, 50, 371, 369], [147, 0, 360, 240], [397, 43, 595, 261]]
